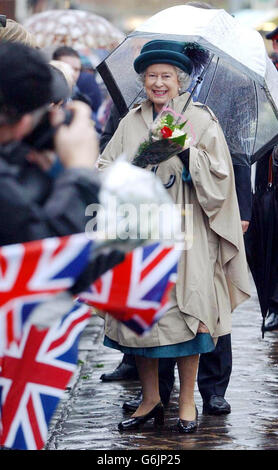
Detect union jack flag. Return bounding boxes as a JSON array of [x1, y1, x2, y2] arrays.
[[0, 233, 92, 355], [78, 242, 179, 335], [0, 236, 179, 449], [0, 302, 91, 450]]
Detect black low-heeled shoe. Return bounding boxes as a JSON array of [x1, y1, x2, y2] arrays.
[[118, 402, 164, 431], [177, 406, 198, 434]]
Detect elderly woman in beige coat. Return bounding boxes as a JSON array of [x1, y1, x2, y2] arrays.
[[98, 40, 250, 433]]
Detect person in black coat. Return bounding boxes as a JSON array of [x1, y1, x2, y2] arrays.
[[245, 147, 278, 333], [256, 29, 278, 331]]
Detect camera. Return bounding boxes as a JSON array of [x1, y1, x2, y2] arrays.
[[22, 108, 73, 151], [0, 15, 6, 27]]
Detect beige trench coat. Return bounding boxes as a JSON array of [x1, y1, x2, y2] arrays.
[[98, 92, 250, 348]]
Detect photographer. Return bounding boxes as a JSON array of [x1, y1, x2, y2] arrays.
[[0, 41, 126, 291], [0, 41, 101, 246]]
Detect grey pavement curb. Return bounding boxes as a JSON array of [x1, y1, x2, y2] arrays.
[[45, 315, 105, 450]]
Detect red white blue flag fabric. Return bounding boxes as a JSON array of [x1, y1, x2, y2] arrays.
[[0, 233, 92, 450], [0, 302, 90, 450], [0, 233, 92, 356], [0, 235, 179, 450], [78, 242, 179, 335]]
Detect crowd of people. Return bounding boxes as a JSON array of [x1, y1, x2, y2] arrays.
[[0, 3, 277, 437]]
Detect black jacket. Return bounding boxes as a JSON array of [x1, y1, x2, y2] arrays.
[[99, 104, 122, 153], [0, 144, 100, 245], [233, 164, 252, 222], [0, 144, 125, 287]]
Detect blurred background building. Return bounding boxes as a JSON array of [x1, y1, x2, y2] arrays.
[[0, 0, 278, 52]]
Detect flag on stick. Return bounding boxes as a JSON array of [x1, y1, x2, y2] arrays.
[[79, 242, 179, 335]]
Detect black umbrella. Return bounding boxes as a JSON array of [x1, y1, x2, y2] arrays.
[[245, 151, 278, 337]]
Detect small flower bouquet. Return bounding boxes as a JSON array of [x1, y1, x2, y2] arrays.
[[132, 107, 191, 168]]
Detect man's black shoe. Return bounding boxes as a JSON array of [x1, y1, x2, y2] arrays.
[[122, 391, 142, 412], [123, 391, 169, 412], [202, 395, 231, 415], [100, 362, 138, 382], [263, 312, 278, 332]]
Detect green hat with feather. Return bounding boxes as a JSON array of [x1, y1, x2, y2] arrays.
[[134, 39, 209, 75]]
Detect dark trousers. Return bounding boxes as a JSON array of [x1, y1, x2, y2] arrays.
[[122, 333, 232, 403], [197, 334, 232, 402]]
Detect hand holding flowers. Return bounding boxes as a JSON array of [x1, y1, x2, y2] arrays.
[[132, 107, 192, 168]]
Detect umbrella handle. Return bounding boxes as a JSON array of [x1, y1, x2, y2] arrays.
[[268, 154, 273, 188], [179, 53, 215, 117], [262, 318, 265, 339]]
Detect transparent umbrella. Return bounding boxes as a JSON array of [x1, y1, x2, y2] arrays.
[[97, 5, 278, 165], [23, 9, 125, 52]]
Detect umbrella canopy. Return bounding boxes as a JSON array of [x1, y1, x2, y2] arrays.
[[23, 9, 125, 51], [97, 5, 278, 165]]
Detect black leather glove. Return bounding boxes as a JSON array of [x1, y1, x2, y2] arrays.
[[177, 148, 190, 170]]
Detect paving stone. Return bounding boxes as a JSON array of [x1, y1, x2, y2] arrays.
[[45, 278, 278, 450]]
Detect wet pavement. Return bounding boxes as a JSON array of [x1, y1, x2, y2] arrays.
[[45, 278, 278, 451]]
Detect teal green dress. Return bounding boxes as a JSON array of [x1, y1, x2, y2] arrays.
[[104, 333, 215, 358]]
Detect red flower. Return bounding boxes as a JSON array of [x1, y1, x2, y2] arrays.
[[160, 126, 173, 139]]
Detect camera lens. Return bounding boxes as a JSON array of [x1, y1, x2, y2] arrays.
[[22, 109, 73, 151], [0, 15, 7, 28]]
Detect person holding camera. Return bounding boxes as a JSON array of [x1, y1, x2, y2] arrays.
[[0, 40, 127, 298], [0, 41, 101, 247], [52, 46, 102, 134]]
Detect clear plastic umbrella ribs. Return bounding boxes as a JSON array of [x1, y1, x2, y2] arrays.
[[97, 5, 278, 165]]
